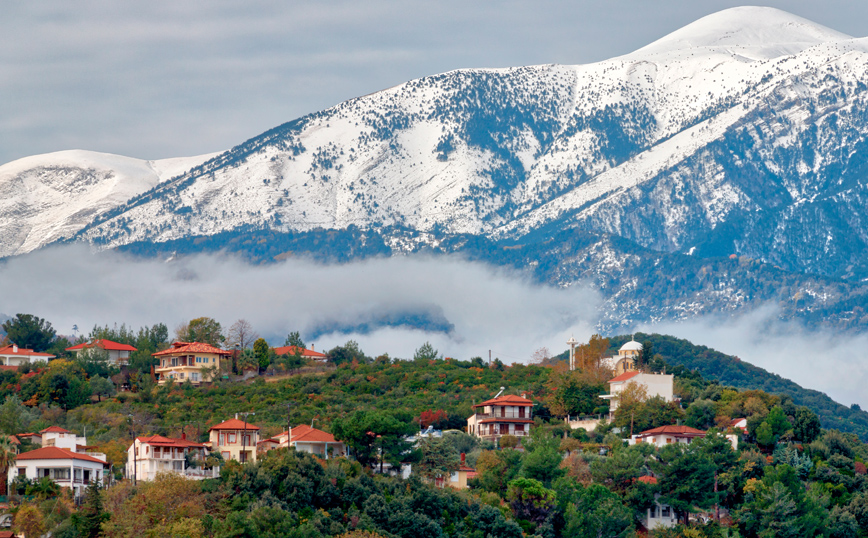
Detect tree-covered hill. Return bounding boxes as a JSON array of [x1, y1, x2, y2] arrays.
[[606, 333, 868, 441]]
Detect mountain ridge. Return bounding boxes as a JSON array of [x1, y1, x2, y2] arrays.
[[3, 7, 868, 330]]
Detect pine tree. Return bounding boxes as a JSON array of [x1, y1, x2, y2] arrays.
[[74, 480, 109, 538]]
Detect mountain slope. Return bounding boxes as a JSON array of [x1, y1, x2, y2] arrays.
[[2, 8, 868, 329], [61, 8, 868, 280], [0, 150, 217, 257], [607, 333, 868, 441]]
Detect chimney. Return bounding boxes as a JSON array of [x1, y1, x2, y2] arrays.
[[311, 344, 314, 351], [460, 453, 466, 465], [13, 344, 18, 353], [182, 432, 186, 440]]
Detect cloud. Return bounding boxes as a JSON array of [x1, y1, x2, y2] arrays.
[[0, 244, 600, 363], [3, 244, 866, 409], [640, 306, 868, 410], [3, 0, 868, 165]]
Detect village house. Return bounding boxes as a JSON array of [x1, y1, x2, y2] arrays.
[[629, 425, 708, 447], [153, 341, 232, 385], [467, 393, 534, 443], [272, 345, 328, 361], [434, 453, 477, 490], [208, 418, 259, 463], [629, 425, 740, 450], [66, 339, 138, 366], [601, 371, 675, 418], [257, 424, 348, 459], [0, 344, 53, 367], [126, 434, 217, 481], [8, 426, 107, 499], [636, 476, 678, 530]]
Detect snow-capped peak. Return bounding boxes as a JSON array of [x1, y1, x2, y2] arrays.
[[631, 6, 852, 60]]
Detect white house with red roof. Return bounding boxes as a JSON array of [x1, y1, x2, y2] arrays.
[[66, 339, 137, 366], [257, 424, 348, 459], [0, 344, 54, 367], [153, 341, 232, 385], [10, 446, 108, 498], [272, 345, 327, 361], [467, 393, 534, 442], [208, 417, 260, 463], [126, 434, 216, 481], [601, 371, 674, 417], [630, 425, 707, 447], [9, 426, 108, 499]]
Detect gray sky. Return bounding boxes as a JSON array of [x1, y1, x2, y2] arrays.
[[3, 1, 868, 165]]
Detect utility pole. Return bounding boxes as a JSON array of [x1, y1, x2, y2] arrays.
[[128, 414, 137, 485], [238, 412, 255, 463]]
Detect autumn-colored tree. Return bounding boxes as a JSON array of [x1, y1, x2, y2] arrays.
[[418, 409, 448, 429], [13, 503, 45, 538], [101, 473, 208, 538]]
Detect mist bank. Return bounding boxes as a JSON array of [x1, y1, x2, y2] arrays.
[[2, 244, 865, 409]]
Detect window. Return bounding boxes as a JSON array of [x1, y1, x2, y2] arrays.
[[662, 506, 671, 518], [18, 468, 25, 476], [219, 434, 225, 446], [191, 373, 200, 382], [666, 438, 673, 444], [179, 373, 185, 379], [228, 433, 236, 444], [649, 505, 657, 518], [514, 424, 524, 433], [172, 461, 183, 471], [222, 451, 230, 460]]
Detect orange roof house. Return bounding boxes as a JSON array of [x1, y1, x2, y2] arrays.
[[208, 418, 260, 464], [153, 341, 232, 385], [12, 445, 108, 499], [0, 344, 54, 367], [66, 339, 137, 366], [127, 434, 216, 481], [258, 424, 348, 459], [273, 345, 327, 361], [468, 393, 534, 443]]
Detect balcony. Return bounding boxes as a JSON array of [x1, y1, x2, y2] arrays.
[[473, 410, 531, 420]]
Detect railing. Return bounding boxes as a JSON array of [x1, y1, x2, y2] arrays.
[[478, 430, 529, 437], [474, 411, 531, 420]]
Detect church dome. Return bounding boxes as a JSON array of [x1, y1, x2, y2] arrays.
[[620, 340, 643, 352]]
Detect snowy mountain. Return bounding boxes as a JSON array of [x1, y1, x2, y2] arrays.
[[2, 7, 868, 328], [0, 150, 217, 257]]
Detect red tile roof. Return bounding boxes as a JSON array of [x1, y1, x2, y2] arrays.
[[153, 341, 232, 357], [66, 339, 137, 352], [4, 434, 20, 445], [608, 371, 641, 383], [0, 344, 55, 358], [0, 531, 15, 538], [473, 394, 533, 408], [636, 425, 707, 438], [280, 425, 340, 444], [0, 365, 18, 372], [136, 434, 205, 448], [40, 426, 72, 434], [209, 418, 260, 431], [273, 345, 327, 359], [15, 446, 107, 465], [636, 475, 658, 484]]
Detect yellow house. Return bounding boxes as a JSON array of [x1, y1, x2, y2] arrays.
[[208, 418, 260, 464], [153, 342, 231, 385]]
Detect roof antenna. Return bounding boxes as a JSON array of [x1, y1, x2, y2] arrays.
[[494, 386, 505, 398]]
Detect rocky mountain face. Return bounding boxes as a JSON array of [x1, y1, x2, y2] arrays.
[[2, 7, 868, 330]]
